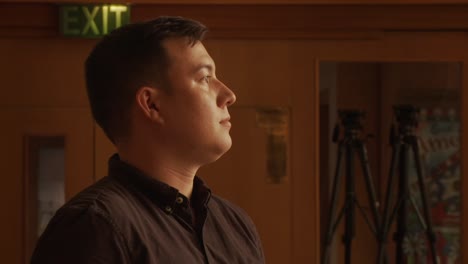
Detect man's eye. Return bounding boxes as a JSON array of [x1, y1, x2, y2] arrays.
[[203, 76, 212, 83]]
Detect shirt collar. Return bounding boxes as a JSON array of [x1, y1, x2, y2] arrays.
[[108, 154, 211, 213]]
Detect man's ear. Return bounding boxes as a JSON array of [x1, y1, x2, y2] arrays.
[[135, 86, 163, 123]]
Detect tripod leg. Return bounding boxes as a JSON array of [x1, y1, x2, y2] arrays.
[[395, 143, 410, 264], [355, 141, 389, 264], [343, 144, 355, 264], [322, 142, 346, 264], [410, 136, 438, 263], [377, 141, 400, 264]]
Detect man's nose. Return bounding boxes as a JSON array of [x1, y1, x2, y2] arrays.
[[218, 81, 236, 107]]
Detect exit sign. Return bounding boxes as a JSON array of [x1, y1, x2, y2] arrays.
[[60, 4, 131, 37]]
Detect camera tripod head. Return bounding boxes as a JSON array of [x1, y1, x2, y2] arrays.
[[333, 110, 366, 142], [339, 110, 365, 131], [393, 104, 420, 136]]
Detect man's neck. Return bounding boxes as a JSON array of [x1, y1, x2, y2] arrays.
[[117, 147, 199, 198]]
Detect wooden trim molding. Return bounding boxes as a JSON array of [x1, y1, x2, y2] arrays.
[[2, 3, 468, 39], [4, 0, 468, 5]]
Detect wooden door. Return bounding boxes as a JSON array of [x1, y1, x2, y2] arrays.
[[0, 108, 94, 263]]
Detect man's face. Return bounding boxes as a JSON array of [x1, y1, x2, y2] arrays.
[[158, 38, 236, 165]]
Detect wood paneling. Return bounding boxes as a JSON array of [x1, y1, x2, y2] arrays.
[[0, 38, 96, 107]]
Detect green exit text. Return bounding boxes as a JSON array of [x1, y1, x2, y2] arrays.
[[60, 5, 131, 37]]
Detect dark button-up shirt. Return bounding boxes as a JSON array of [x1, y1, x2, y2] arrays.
[[31, 155, 265, 263]]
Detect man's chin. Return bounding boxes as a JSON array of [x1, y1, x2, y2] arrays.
[[203, 140, 232, 164]]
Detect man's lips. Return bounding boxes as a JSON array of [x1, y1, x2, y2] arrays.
[[220, 117, 231, 126]]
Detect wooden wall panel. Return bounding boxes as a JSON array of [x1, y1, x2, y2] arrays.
[[204, 40, 293, 107], [0, 38, 96, 107]]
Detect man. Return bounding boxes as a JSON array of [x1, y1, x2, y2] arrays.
[[31, 16, 265, 263]]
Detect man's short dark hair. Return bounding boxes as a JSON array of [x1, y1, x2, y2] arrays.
[[85, 16, 208, 144]]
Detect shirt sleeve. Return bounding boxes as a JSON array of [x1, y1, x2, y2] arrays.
[[31, 205, 130, 264]]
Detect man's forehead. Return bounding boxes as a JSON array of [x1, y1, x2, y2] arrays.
[[163, 38, 214, 68]]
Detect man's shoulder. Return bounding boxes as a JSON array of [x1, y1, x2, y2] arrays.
[[57, 176, 135, 224], [31, 177, 134, 263]]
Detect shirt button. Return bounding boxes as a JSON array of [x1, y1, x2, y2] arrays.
[[176, 197, 184, 204], [165, 206, 173, 213]]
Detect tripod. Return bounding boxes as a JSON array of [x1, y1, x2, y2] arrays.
[[377, 105, 438, 264], [322, 110, 384, 264]]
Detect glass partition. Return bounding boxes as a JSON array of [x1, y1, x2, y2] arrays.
[[319, 62, 461, 264], [24, 136, 65, 258]]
